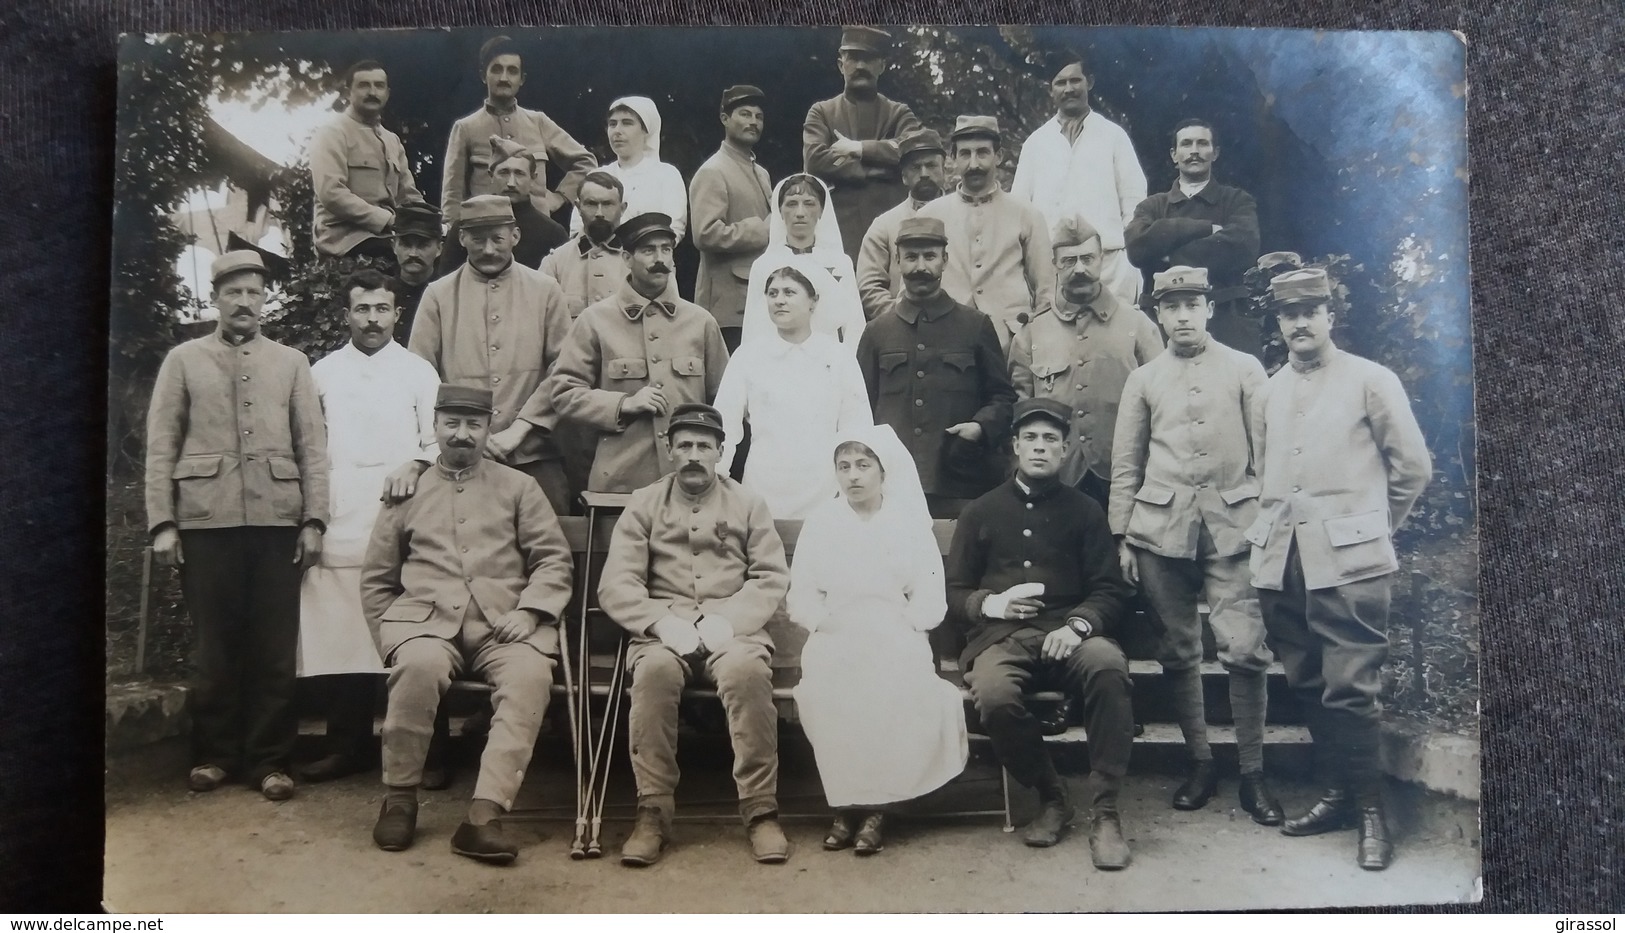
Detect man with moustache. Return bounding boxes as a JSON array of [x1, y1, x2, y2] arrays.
[[440, 137, 570, 275], [442, 35, 596, 227], [1126, 119, 1262, 357], [541, 171, 630, 321], [546, 213, 730, 494], [919, 116, 1056, 353], [945, 398, 1134, 866], [690, 85, 773, 350], [296, 268, 442, 784], [1108, 266, 1282, 824], [362, 384, 573, 863], [1012, 54, 1148, 308], [1249, 269, 1431, 871], [389, 204, 444, 341], [597, 403, 792, 866], [309, 60, 426, 259], [855, 217, 1016, 519], [145, 250, 329, 801], [855, 127, 948, 321], [408, 195, 575, 516], [803, 26, 923, 265], [1009, 216, 1162, 508]]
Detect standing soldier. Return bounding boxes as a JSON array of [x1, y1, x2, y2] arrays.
[[803, 26, 923, 265], [1250, 268, 1432, 870], [1109, 266, 1282, 824], [389, 203, 443, 341], [690, 85, 773, 350], [439, 137, 569, 274], [546, 212, 730, 494], [309, 60, 425, 260], [145, 250, 329, 800], [855, 127, 948, 321], [541, 171, 630, 322]]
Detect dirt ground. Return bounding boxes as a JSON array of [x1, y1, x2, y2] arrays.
[[104, 732, 1480, 914]]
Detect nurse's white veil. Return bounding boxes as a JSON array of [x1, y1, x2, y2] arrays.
[[830, 423, 931, 532], [766, 173, 843, 255], [741, 252, 845, 346]]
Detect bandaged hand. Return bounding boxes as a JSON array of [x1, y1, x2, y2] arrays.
[[981, 582, 1047, 621], [696, 615, 735, 653], [651, 615, 702, 656]]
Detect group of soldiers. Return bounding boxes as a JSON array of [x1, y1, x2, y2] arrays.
[[142, 26, 1433, 877]]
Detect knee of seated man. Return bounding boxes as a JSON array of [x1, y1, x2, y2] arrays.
[[1071, 637, 1130, 678], [966, 674, 1026, 718], [710, 645, 770, 689], [388, 638, 456, 686], [631, 647, 687, 691]]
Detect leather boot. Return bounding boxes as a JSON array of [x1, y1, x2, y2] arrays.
[[1356, 805, 1394, 870], [1171, 758, 1220, 810], [372, 792, 418, 852], [1239, 771, 1285, 825], [1023, 778, 1075, 848], [620, 805, 671, 867], [1344, 715, 1393, 870], [1087, 775, 1130, 870], [1281, 785, 1356, 836], [1282, 709, 1355, 836]]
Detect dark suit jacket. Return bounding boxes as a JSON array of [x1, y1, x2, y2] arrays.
[[1124, 179, 1261, 297]]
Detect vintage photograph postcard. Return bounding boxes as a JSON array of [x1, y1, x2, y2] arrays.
[[103, 24, 1477, 912]]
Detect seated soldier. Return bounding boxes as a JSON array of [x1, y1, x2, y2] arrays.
[[945, 398, 1135, 868], [597, 403, 792, 867], [361, 385, 573, 864]]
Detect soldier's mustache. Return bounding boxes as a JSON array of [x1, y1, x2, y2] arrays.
[[904, 271, 938, 283], [446, 438, 476, 448], [647, 263, 671, 275]]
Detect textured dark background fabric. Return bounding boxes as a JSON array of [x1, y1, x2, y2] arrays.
[[0, 0, 1620, 913]]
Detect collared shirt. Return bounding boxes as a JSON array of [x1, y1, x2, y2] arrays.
[[1009, 288, 1164, 486], [597, 473, 790, 641], [917, 187, 1056, 346], [1125, 178, 1261, 290], [1107, 337, 1267, 560], [945, 478, 1128, 666], [713, 331, 873, 519], [854, 195, 926, 321], [546, 280, 730, 492], [360, 459, 573, 659], [145, 330, 330, 533], [1249, 344, 1432, 592], [570, 157, 689, 242], [441, 100, 597, 223], [407, 261, 572, 464], [539, 233, 629, 320], [308, 110, 423, 258], [856, 289, 1017, 500], [1010, 111, 1148, 252]]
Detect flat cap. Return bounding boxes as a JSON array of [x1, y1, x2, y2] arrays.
[[1012, 397, 1073, 435], [210, 249, 268, 286], [1258, 251, 1303, 273], [434, 384, 494, 415], [458, 195, 517, 229], [897, 127, 946, 162], [1051, 214, 1101, 251], [665, 402, 726, 441], [1269, 268, 1332, 306], [1151, 265, 1212, 300], [393, 203, 442, 239], [616, 212, 677, 249], [489, 135, 533, 166], [721, 84, 766, 112], [949, 114, 1001, 145], [895, 216, 948, 246], [839, 25, 892, 54]]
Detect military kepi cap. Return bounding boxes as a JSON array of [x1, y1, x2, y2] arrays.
[[897, 128, 946, 162], [459, 195, 517, 229], [1269, 268, 1333, 306], [210, 249, 268, 286], [1012, 397, 1073, 435], [435, 384, 494, 415], [1257, 251, 1303, 272], [616, 212, 677, 249], [1151, 265, 1212, 300], [839, 25, 892, 54], [949, 115, 1001, 145], [489, 135, 533, 166], [666, 402, 726, 441], [895, 216, 948, 246], [721, 84, 766, 112], [393, 203, 442, 239]]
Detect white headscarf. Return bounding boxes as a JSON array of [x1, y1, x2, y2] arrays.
[[608, 95, 661, 162], [742, 174, 865, 347], [741, 252, 844, 346], [767, 173, 842, 255], [830, 423, 931, 533]]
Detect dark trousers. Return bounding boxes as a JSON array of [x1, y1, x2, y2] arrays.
[[1257, 540, 1392, 721], [310, 673, 378, 755], [178, 526, 302, 784], [964, 629, 1135, 793]]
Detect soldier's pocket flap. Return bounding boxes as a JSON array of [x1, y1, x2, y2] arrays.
[[1133, 485, 1176, 506], [268, 457, 301, 480], [1219, 481, 1261, 506], [172, 455, 222, 479], [878, 350, 908, 372], [381, 599, 435, 623], [1030, 359, 1071, 378], [607, 357, 649, 380], [1324, 510, 1388, 548], [672, 356, 705, 377], [942, 351, 977, 372], [1243, 513, 1273, 548]]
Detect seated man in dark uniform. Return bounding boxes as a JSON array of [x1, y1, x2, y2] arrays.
[[945, 397, 1135, 869]]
